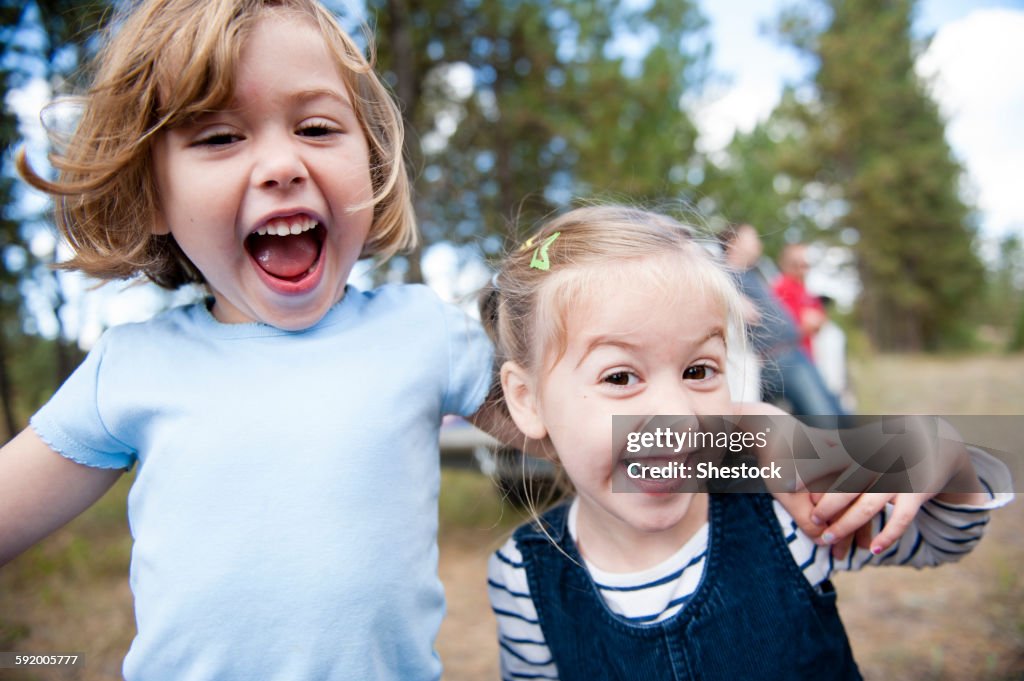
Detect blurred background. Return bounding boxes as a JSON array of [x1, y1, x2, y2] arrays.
[[1, 0, 1022, 679]]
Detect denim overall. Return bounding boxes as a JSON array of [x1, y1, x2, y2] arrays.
[[513, 494, 863, 681]]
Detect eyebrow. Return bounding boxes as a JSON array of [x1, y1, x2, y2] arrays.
[[704, 327, 727, 344], [574, 326, 727, 369], [216, 88, 355, 115], [290, 88, 354, 107], [575, 337, 639, 369]]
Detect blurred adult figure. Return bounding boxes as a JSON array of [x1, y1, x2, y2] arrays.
[[720, 224, 847, 416], [774, 243, 826, 357], [812, 296, 857, 413]]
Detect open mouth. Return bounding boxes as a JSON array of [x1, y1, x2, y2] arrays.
[[245, 215, 326, 284], [617, 450, 700, 495]]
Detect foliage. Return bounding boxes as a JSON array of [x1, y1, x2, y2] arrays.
[[984, 234, 1024, 351], [772, 0, 984, 351], [697, 88, 825, 258], [368, 0, 709, 271]]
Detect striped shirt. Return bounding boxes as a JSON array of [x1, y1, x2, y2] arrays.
[[488, 448, 1013, 681]]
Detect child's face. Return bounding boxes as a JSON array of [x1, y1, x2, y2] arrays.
[[152, 12, 374, 330], [515, 266, 733, 538]]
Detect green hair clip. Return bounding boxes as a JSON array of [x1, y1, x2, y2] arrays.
[[529, 232, 561, 271]]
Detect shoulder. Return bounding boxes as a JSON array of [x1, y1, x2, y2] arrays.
[[356, 283, 444, 313], [89, 303, 203, 354], [353, 284, 479, 330]]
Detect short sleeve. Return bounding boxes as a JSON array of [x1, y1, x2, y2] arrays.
[[29, 331, 137, 470], [441, 303, 494, 418]]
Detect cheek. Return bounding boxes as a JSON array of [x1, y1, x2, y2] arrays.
[[681, 384, 732, 420], [703, 388, 734, 415]]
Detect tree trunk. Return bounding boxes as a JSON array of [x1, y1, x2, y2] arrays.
[[0, 326, 17, 439], [385, 0, 424, 283]]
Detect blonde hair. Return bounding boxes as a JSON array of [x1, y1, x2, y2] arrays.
[[17, 0, 416, 289], [481, 204, 746, 507]]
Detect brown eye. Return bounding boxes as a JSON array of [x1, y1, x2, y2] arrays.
[[683, 365, 715, 381], [603, 371, 637, 386]]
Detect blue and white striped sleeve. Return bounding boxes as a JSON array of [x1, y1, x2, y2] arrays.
[[488, 537, 559, 681], [780, 447, 1014, 585]]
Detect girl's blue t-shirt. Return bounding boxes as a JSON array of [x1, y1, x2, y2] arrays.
[[30, 284, 494, 681]]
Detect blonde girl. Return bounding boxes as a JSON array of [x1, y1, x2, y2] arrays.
[[0, 1, 494, 679], [483, 205, 1010, 681]]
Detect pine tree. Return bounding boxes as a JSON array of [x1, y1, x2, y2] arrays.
[[779, 0, 983, 350]]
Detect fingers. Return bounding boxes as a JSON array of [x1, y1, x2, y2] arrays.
[[867, 494, 927, 556], [855, 522, 875, 551], [808, 492, 861, 528], [833, 523, 875, 561], [773, 491, 823, 539], [815, 493, 891, 548], [830, 534, 855, 561]]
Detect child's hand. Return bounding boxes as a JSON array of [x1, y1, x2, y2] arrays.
[[770, 490, 876, 559], [807, 491, 928, 557], [739, 408, 986, 558], [795, 418, 986, 557]]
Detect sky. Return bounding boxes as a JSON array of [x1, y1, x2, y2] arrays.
[[696, 0, 1024, 241]]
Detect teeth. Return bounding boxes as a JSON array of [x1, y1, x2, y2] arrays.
[[253, 217, 317, 237]]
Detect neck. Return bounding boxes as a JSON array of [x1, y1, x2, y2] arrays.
[[573, 493, 709, 573]]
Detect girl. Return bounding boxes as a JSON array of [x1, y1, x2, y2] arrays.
[[0, 1, 495, 679], [483, 205, 1011, 680]]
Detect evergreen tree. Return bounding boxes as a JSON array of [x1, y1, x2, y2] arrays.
[[777, 0, 983, 350], [698, 88, 821, 256]]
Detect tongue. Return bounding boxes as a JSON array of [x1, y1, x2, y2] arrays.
[[248, 232, 320, 279]]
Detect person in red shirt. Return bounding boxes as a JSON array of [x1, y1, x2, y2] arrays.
[[774, 243, 826, 357]]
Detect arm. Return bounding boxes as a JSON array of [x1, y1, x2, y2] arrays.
[[742, 408, 998, 555], [779, 448, 1010, 584], [487, 538, 559, 680], [808, 419, 993, 553], [0, 428, 123, 566]]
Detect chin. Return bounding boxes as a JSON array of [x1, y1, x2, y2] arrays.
[[627, 496, 697, 533]]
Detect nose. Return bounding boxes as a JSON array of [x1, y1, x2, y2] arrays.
[[252, 134, 308, 190], [650, 378, 698, 418]]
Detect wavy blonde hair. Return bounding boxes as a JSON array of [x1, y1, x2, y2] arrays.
[[18, 0, 415, 289]]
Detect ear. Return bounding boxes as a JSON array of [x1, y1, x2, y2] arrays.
[[500, 361, 548, 441]]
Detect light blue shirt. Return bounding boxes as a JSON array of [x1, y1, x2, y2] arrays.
[[30, 284, 493, 681]]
